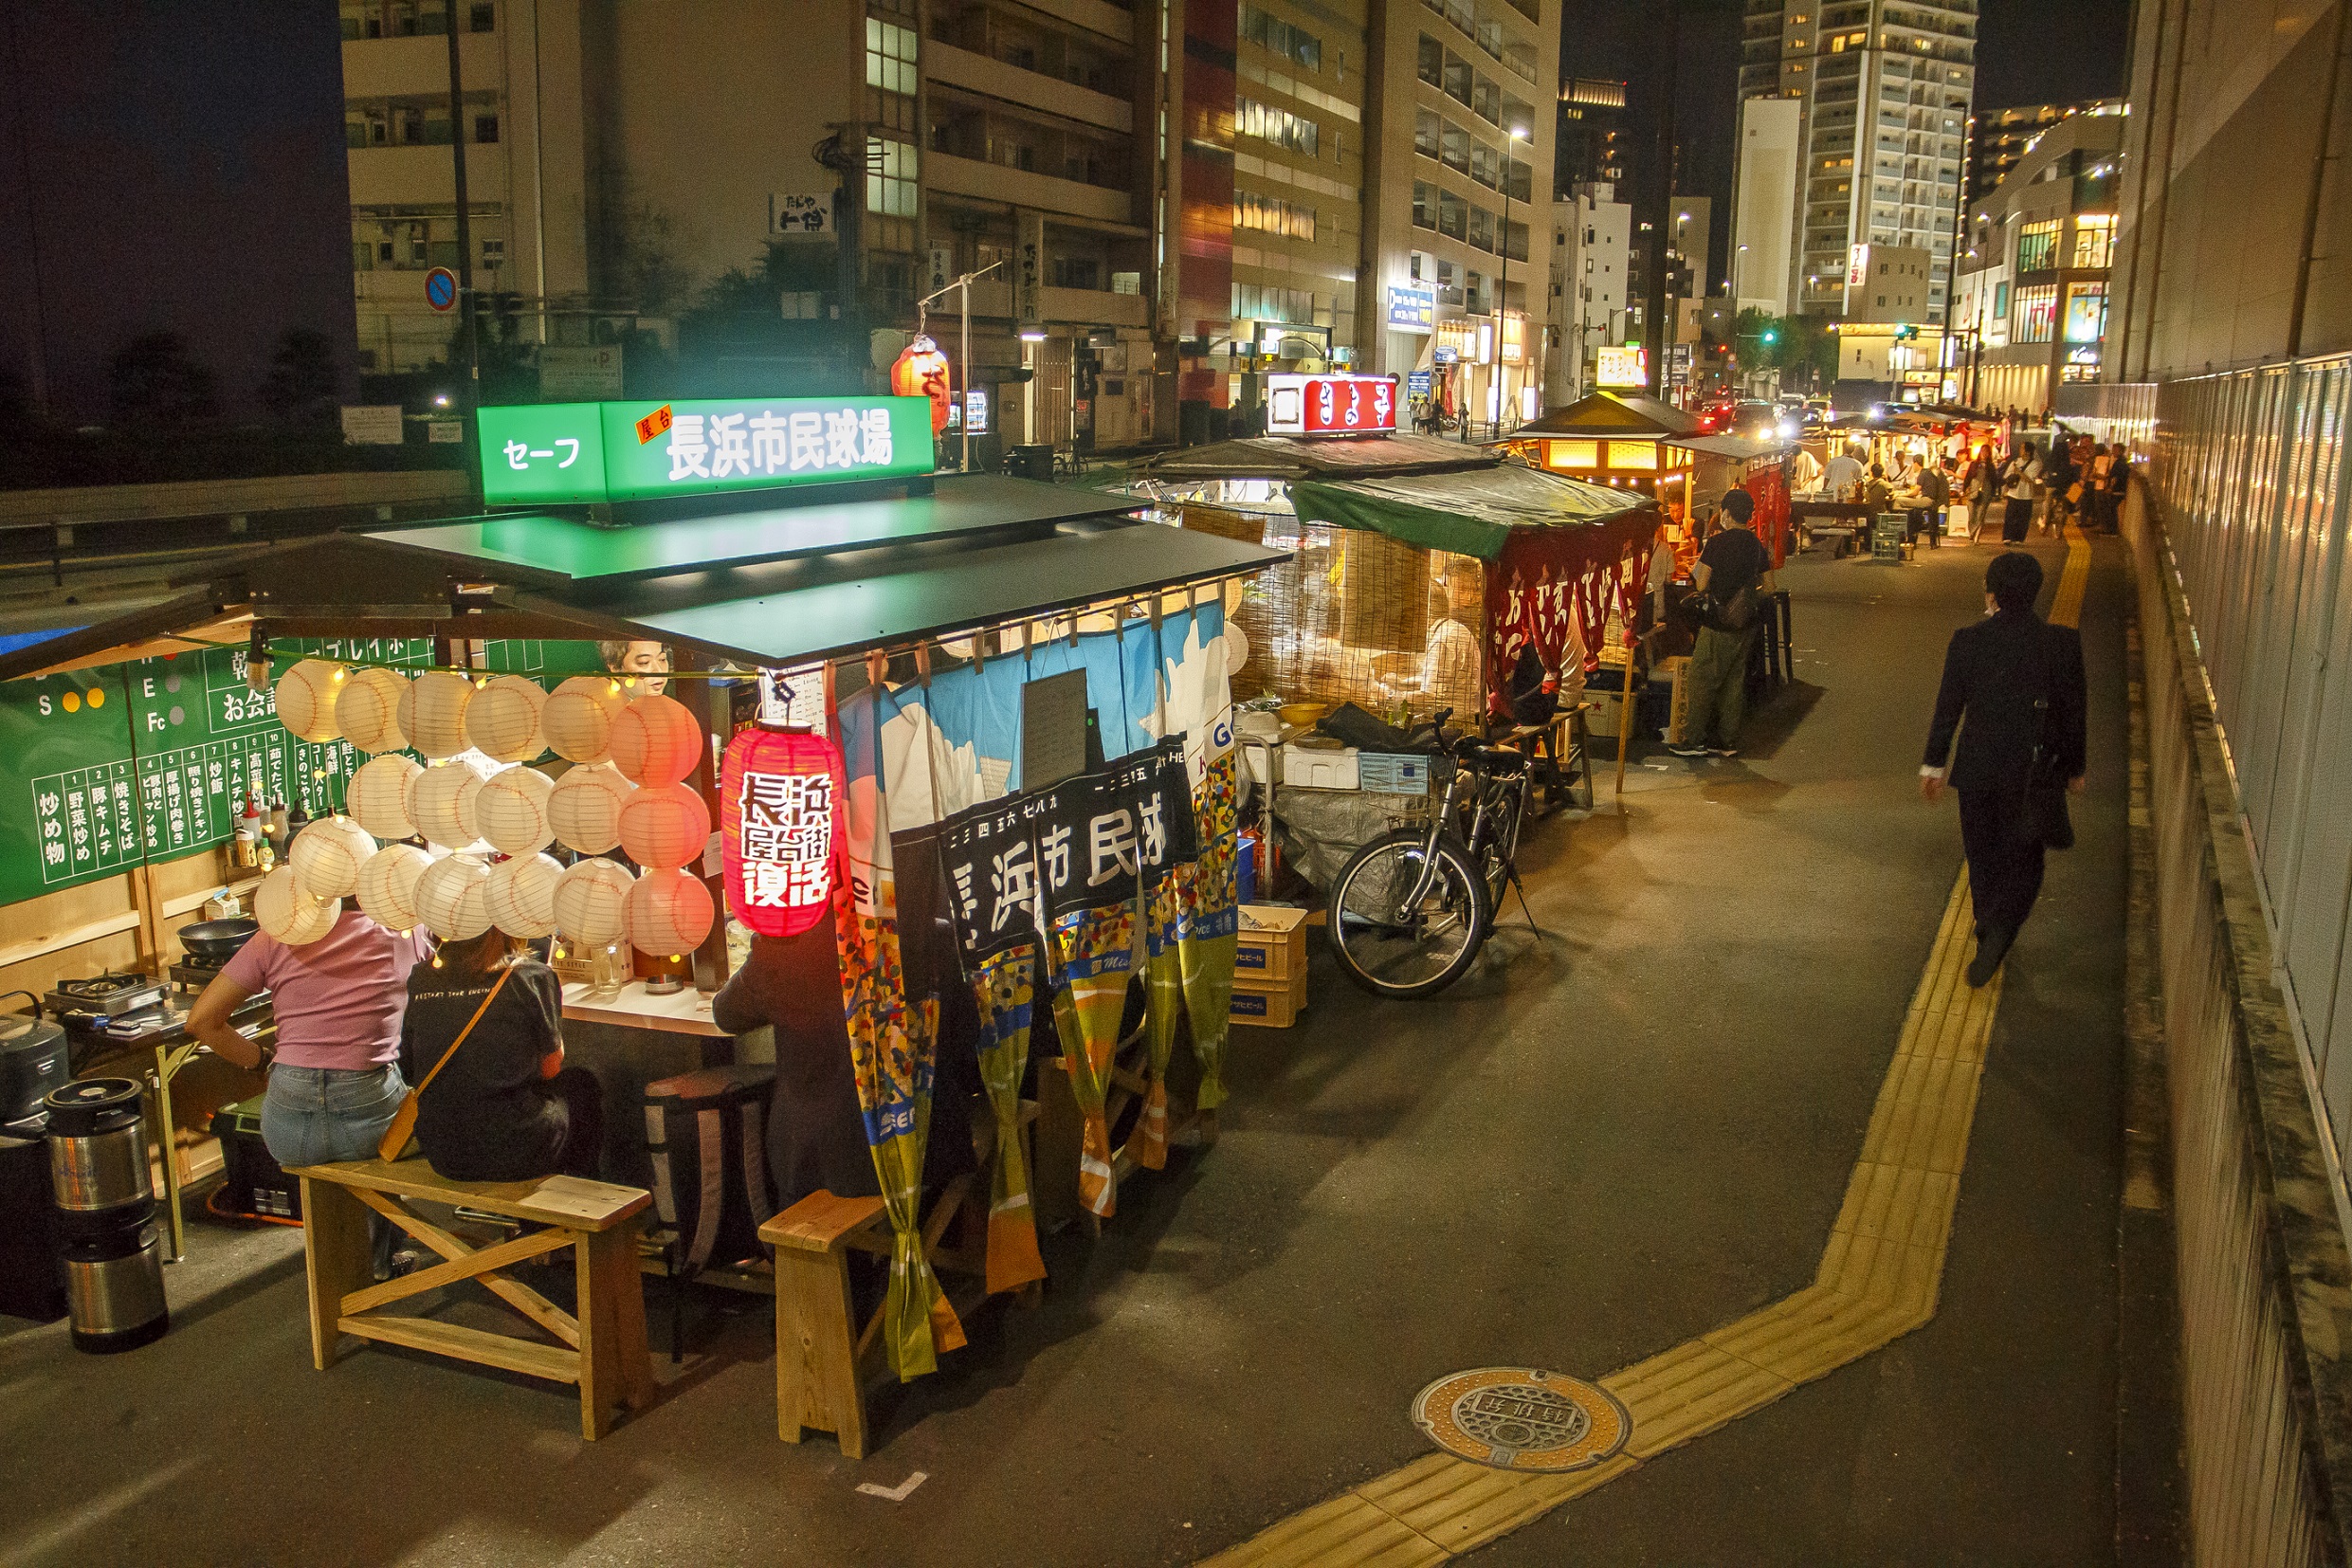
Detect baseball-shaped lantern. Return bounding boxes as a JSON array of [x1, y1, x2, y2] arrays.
[[274, 660, 348, 743], [290, 815, 378, 902], [608, 695, 702, 786], [406, 669, 477, 759], [485, 852, 564, 939], [720, 726, 847, 939], [347, 754, 424, 842], [414, 853, 493, 941], [475, 765, 556, 856], [542, 675, 626, 764], [354, 843, 432, 931], [335, 666, 410, 754], [255, 865, 339, 946], [617, 781, 710, 871], [410, 757, 491, 849], [553, 857, 635, 947], [465, 674, 548, 763], [547, 762, 635, 856], [1223, 622, 1250, 674], [626, 867, 715, 957]]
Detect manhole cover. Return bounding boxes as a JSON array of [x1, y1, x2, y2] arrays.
[[1411, 1367, 1632, 1472]]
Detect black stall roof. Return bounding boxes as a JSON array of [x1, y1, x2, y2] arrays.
[[0, 472, 1287, 681], [1132, 431, 1499, 481], [1498, 392, 1701, 440]]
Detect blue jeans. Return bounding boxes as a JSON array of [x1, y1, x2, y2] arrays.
[[261, 1063, 407, 1166]]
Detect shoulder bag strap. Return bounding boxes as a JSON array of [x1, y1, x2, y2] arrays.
[[412, 963, 515, 1099]]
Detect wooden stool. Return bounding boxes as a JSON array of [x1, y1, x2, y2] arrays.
[[291, 1157, 655, 1440]]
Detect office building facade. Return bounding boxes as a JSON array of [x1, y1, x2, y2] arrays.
[[1737, 0, 1974, 322], [1545, 181, 1631, 405]]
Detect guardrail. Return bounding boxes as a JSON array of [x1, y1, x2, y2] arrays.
[[2129, 362, 2352, 1561]]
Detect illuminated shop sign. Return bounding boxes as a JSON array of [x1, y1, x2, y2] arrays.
[[1264, 374, 1398, 436], [478, 396, 936, 505]]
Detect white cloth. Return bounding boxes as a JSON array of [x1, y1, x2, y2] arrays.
[[1823, 454, 1865, 496]]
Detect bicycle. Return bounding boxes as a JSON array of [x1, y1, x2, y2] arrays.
[[1325, 710, 1536, 999]]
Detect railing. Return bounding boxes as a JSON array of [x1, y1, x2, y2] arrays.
[[2128, 352, 2352, 1567]]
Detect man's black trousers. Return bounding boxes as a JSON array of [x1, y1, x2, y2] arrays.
[[1960, 786, 2046, 936]]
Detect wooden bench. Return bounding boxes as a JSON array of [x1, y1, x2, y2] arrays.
[[290, 1158, 657, 1440]]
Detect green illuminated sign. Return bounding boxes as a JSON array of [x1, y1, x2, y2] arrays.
[[478, 396, 935, 505]]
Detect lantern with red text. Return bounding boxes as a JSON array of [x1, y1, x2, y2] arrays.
[[890, 334, 953, 435], [720, 727, 846, 938]]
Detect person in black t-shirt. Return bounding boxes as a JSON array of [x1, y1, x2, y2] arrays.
[[1672, 488, 1775, 760], [399, 929, 604, 1182]]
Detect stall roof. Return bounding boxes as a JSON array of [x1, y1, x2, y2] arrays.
[[1496, 392, 1701, 440], [1135, 431, 1498, 481], [0, 472, 1287, 681], [1290, 464, 1650, 560], [1663, 433, 1796, 461]]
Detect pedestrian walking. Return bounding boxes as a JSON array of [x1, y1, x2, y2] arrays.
[[1965, 444, 1998, 539], [2000, 450, 2038, 543], [1670, 487, 1774, 760], [1916, 456, 1951, 549], [2041, 438, 2076, 535], [1920, 552, 2088, 986]]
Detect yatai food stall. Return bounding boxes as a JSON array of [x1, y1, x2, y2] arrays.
[[0, 392, 1284, 1387]]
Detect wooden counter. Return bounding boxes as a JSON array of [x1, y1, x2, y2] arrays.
[[560, 981, 727, 1039]]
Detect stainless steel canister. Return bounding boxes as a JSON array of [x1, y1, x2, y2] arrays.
[[44, 1078, 153, 1220]]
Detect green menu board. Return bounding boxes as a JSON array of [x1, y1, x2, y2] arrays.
[[0, 637, 605, 908]]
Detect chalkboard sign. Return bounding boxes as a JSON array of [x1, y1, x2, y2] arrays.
[[0, 637, 604, 908], [1871, 512, 1908, 562]]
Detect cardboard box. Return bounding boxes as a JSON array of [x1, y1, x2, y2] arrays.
[[1282, 742, 1358, 791], [1663, 655, 1692, 745], [1235, 903, 1309, 985], [1231, 969, 1308, 1028]]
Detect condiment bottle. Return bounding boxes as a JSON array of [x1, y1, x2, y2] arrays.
[[233, 796, 260, 867], [266, 799, 289, 861]]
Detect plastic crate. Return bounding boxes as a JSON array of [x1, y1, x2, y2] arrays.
[[1357, 752, 1431, 795]]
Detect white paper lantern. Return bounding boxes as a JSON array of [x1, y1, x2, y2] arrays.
[[547, 762, 635, 856], [411, 757, 492, 849], [608, 695, 702, 786], [617, 782, 711, 871], [346, 754, 423, 842], [626, 867, 714, 957], [1223, 622, 1250, 673], [335, 666, 410, 754], [255, 865, 339, 946], [485, 851, 564, 939], [543, 675, 626, 763], [355, 843, 431, 931], [553, 857, 635, 947], [290, 815, 378, 902], [407, 670, 477, 759], [465, 675, 548, 763], [475, 765, 556, 856], [274, 660, 348, 744], [414, 853, 493, 941]]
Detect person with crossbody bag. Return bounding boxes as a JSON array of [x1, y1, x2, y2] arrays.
[[391, 929, 604, 1181]]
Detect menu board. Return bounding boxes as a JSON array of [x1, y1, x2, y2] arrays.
[[0, 636, 603, 907]]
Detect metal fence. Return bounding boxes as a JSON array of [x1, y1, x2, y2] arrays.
[[2132, 355, 2352, 1564]]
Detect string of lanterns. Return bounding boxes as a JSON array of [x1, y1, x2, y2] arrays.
[[258, 658, 714, 959]]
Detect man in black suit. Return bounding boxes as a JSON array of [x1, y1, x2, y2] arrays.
[[1921, 552, 2088, 986]]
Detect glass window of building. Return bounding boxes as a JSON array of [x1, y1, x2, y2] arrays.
[[2015, 219, 2060, 273], [2013, 283, 2058, 343], [2072, 214, 2116, 270]]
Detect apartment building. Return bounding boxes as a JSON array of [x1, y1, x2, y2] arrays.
[[1951, 107, 2122, 412], [1968, 99, 2119, 205], [1545, 181, 1632, 406], [1730, 94, 1800, 316], [1737, 0, 1975, 321], [1555, 77, 1631, 191], [1363, 0, 1562, 426]]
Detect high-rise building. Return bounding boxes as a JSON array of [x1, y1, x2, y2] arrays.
[[1968, 100, 2120, 206], [1362, 0, 1562, 426], [1730, 95, 1800, 316], [1555, 77, 1630, 192], [1545, 180, 1632, 404], [1737, 0, 1975, 322]]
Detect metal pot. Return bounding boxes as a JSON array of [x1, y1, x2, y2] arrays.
[[62, 1219, 168, 1353], [45, 1079, 154, 1222], [178, 919, 258, 962]]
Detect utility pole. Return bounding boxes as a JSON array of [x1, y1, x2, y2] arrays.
[[1641, 0, 1677, 399], [445, 9, 480, 499]]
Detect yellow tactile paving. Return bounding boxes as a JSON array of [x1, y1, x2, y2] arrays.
[[1199, 529, 2094, 1565]]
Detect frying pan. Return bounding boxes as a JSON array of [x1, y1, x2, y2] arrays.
[[178, 919, 258, 961]]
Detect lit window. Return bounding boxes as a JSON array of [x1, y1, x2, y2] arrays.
[[866, 18, 917, 97]]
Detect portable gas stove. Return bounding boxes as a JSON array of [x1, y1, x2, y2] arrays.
[[46, 973, 168, 1027]]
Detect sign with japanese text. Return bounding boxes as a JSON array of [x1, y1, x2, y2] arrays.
[[720, 726, 848, 939], [1386, 284, 1435, 334], [478, 397, 934, 505], [771, 192, 834, 236], [539, 344, 624, 400], [1014, 210, 1045, 330], [1264, 374, 1397, 437], [1596, 345, 1647, 388]]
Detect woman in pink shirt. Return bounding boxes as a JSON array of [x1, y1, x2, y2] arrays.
[[188, 907, 433, 1166]]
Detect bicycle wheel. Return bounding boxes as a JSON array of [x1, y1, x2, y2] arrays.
[[1472, 789, 1522, 931], [1326, 830, 1488, 999]]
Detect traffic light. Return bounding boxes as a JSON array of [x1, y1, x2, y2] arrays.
[[1761, 327, 1779, 346]]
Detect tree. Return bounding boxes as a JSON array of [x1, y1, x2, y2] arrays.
[[257, 327, 341, 427], [108, 331, 217, 427]]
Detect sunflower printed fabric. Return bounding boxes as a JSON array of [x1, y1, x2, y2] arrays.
[[969, 943, 1048, 1290], [1177, 720, 1242, 1110]]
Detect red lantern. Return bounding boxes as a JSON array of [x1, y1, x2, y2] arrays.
[[720, 727, 848, 939], [890, 334, 953, 435]]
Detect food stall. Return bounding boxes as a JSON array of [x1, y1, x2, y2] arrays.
[[1486, 391, 1703, 520], [0, 392, 1286, 1385]]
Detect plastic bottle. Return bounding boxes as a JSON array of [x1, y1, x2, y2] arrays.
[[233, 796, 261, 868]]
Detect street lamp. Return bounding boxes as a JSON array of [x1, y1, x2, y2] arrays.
[[1472, 124, 1531, 443], [918, 256, 1006, 473]]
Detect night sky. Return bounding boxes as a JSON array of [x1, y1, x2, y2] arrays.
[[1560, 0, 2135, 294]]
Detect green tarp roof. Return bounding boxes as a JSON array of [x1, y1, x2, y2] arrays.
[[1290, 464, 1650, 560]]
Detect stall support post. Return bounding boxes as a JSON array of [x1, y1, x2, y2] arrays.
[[673, 679, 732, 994]]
